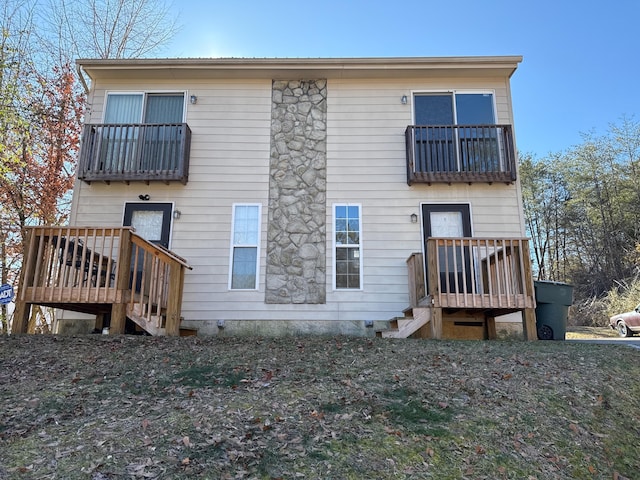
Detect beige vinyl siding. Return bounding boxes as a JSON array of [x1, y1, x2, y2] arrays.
[[72, 79, 275, 327], [325, 77, 524, 318], [70, 70, 524, 331]]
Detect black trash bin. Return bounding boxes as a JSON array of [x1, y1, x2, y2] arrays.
[[534, 280, 574, 340]]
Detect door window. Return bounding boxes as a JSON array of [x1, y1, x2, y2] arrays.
[[123, 202, 172, 248]]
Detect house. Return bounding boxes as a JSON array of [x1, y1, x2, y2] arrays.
[[12, 56, 536, 340]]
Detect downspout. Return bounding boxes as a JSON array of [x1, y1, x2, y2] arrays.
[[76, 63, 90, 95]]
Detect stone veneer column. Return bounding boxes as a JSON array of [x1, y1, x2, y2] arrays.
[[265, 80, 327, 304]]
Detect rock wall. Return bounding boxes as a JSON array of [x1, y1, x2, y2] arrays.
[[266, 80, 327, 304]]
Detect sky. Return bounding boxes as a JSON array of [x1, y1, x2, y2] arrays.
[[164, 0, 640, 157]]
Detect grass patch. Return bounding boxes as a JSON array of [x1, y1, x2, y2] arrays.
[[0, 335, 638, 479]]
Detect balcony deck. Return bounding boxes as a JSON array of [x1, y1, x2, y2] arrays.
[[405, 125, 517, 185], [77, 123, 191, 184], [12, 226, 192, 336]]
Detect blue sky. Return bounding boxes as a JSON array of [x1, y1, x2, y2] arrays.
[[165, 0, 639, 157]]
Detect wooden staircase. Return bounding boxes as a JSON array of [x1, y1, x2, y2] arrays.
[[377, 306, 432, 339], [126, 304, 197, 337]]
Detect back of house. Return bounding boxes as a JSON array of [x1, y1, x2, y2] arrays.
[[57, 56, 532, 338]]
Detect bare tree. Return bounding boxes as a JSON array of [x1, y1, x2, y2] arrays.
[[44, 0, 180, 61]]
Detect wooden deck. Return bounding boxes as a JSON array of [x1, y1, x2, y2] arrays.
[[12, 226, 192, 336], [401, 237, 536, 340]]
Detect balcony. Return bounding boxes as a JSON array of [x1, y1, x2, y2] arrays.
[[77, 123, 191, 184], [405, 125, 517, 185]]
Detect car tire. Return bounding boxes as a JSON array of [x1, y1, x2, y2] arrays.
[[616, 320, 633, 337], [537, 324, 553, 340]]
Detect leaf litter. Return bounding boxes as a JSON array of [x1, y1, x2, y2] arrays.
[[0, 334, 638, 479]]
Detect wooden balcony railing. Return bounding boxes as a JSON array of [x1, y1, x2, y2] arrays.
[[405, 125, 517, 185], [77, 123, 191, 184], [12, 226, 191, 336], [408, 237, 535, 312]]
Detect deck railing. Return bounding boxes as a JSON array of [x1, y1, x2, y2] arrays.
[[405, 125, 517, 185], [408, 237, 535, 311], [12, 226, 191, 336], [77, 123, 191, 184]]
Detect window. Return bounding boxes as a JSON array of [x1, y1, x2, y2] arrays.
[[101, 92, 186, 173], [414, 92, 495, 126], [334, 204, 362, 290], [229, 204, 261, 290], [104, 92, 185, 124], [413, 92, 501, 173]]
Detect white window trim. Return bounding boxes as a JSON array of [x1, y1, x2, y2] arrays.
[[228, 203, 262, 291], [410, 89, 498, 124], [103, 90, 188, 123], [332, 203, 363, 291]]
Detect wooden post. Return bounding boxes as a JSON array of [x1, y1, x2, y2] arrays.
[[94, 313, 105, 332], [11, 302, 31, 334], [165, 262, 184, 337], [520, 240, 537, 341], [486, 315, 497, 340], [431, 307, 443, 339], [522, 308, 537, 341], [12, 229, 38, 334], [111, 228, 132, 334]]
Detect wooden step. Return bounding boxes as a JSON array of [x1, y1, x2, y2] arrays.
[[377, 307, 432, 339]]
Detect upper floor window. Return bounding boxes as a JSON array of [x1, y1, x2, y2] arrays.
[[334, 204, 362, 290], [104, 92, 185, 124], [414, 92, 495, 126]]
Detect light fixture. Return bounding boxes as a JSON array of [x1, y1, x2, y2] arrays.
[[138, 194, 150, 201], [410, 213, 418, 223], [190, 94, 197, 104], [401, 95, 408, 105], [172, 210, 181, 220]]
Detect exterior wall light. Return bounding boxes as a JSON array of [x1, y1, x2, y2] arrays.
[[173, 210, 181, 220], [410, 213, 418, 223], [138, 194, 150, 201], [401, 95, 408, 105], [189, 95, 197, 104]]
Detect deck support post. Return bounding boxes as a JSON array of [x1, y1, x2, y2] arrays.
[[11, 301, 31, 334], [165, 262, 185, 337], [430, 307, 443, 339], [110, 303, 126, 334], [486, 315, 497, 340], [522, 308, 537, 341], [109, 228, 133, 335], [94, 313, 105, 332]]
